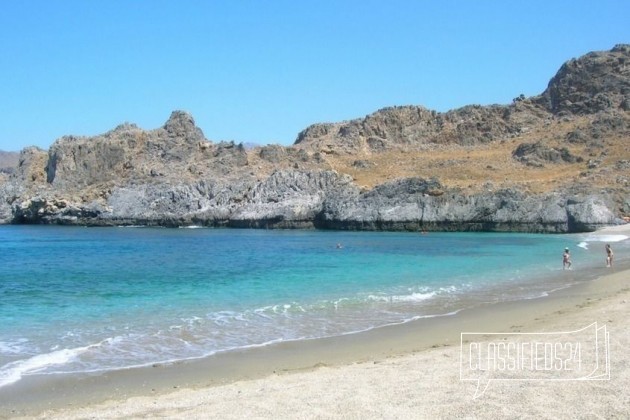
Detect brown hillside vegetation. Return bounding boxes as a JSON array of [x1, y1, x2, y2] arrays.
[[320, 114, 628, 195]]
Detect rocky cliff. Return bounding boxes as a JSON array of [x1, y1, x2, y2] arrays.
[[1, 45, 628, 232]]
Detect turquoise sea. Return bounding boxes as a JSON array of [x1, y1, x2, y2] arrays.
[[1, 225, 628, 388]]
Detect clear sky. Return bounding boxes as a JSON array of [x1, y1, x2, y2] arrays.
[[1, 0, 628, 151]]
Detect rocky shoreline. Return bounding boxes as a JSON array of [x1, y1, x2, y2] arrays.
[[1, 45, 628, 232], [3, 168, 621, 233]]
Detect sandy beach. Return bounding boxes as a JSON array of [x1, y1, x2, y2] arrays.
[[4, 225, 630, 419]]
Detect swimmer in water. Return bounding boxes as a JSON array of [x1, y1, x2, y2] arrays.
[[605, 244, 613, 268], [563, 248, 572, 270]]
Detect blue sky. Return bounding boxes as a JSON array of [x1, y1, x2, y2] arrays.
[[1, 1, 628, 151]]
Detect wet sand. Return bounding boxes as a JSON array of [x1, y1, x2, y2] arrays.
[[3, 225, 629, 419]]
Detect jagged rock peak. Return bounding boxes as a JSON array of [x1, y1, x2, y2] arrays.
[[101, 122, 141, 139], [541, 45, 630, 115], [164, 110, 196, 131], [161, 110, 206, 144], [111, 122, 139, 133]]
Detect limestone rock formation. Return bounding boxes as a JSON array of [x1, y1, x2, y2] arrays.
[[0, 45, 628, 232], [539, 44, 630, 115], [512, 142, 583, 167], [294, 103, 534, 153]]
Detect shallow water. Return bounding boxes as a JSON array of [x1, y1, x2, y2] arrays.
[[1, 225, 627, 388]]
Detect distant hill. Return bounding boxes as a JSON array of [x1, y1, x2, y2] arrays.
[[0, 151, 19, 174]]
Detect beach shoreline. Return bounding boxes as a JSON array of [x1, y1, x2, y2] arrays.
[[2, 225, 629, 419]]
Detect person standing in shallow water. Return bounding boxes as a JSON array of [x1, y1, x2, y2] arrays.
[[563, 248, 572, 270], [605, 244, 614, 268]]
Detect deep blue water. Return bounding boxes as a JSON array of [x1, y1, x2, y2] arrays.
[[0, 225, 627, 387]]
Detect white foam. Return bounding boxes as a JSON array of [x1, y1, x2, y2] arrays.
[[392, 291, 437, 302], [209, 311, 241, 326], [581, 234, 628, 243], [577, 241, 589, 250], [438, 285, 459, 293], [333, 298, 351, 310], [0, 346, 88, 388], [249, 302, 309, 317], [0, 339, 29, 355], [0, 336, 129, 388], [367, 291, 436, 303]]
